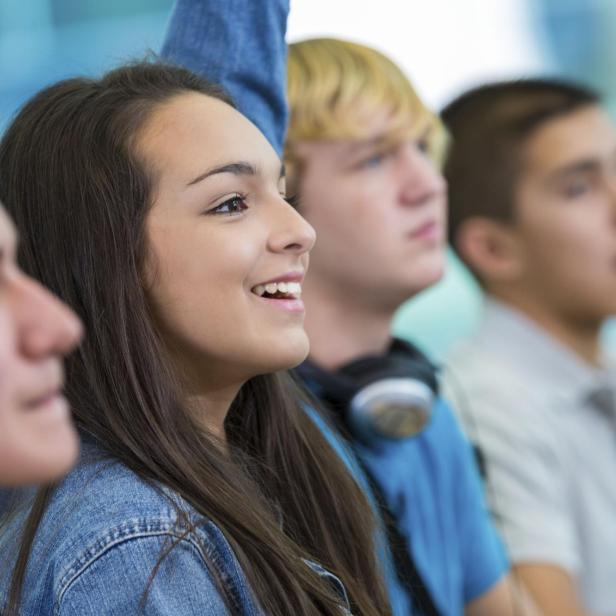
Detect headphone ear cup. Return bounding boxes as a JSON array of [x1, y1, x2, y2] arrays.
[[296, 340, 439, 445], [340, 346, 438, 443], [349, 377, 434, 442]]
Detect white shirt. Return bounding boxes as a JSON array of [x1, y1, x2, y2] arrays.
[[443, 299, 616, 615]]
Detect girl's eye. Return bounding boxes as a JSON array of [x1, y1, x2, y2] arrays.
[[210, 194, 248, 215]]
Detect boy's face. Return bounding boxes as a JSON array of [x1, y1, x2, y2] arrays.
[[293, 112, 447, 312], [510, 104, 616, 324]]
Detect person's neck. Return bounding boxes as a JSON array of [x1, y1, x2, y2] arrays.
[[303, 282, 396, 370], [185, 382, 240, 451], [490, 290, 603, 366]]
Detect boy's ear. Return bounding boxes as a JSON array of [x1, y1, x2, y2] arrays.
[[455, 216, 525, 283]]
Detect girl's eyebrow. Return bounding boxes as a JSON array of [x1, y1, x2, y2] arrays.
[[187, 161, 258, 187], [186, 162, 285, 187]]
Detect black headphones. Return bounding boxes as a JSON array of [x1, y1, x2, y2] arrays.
[[296, 338, 439, 446], [297, 338, 444, 615]]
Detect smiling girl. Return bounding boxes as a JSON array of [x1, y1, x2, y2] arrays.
[[0, 62, 389, 616]]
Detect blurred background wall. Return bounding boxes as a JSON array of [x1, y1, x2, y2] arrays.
[[1, 0, 615, 358]]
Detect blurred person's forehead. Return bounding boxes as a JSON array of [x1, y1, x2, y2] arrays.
[[329, 116, 440, 167], [521, 105, 616, 176], [319, 109, 435, 149], [336, 125, 430, 155], [351, 103, 432, 141]]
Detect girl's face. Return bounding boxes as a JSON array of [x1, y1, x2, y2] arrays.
[[140, 93, 315, 392], [0, 206, 83, 486]]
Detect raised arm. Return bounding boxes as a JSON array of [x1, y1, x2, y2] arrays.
[[161, 0, 290, 155]]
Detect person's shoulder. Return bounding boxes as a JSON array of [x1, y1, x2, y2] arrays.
[[445, 333, 527, 389], [366, 398, 471, 479], [2, 442, 231, 614], [418, 396, 468, 447], [443, 330, 563, 478], [49, 444, 182, 532], [444, 300, 567, 404], [443, 332, 545, 427], [51, 442, 221, 554]]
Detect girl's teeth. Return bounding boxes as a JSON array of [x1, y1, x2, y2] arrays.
[[253, 281, 303, 297]]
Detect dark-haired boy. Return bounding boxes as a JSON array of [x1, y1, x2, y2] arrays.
[[442, 79, 616, 615]]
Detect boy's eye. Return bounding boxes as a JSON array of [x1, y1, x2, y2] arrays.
[[416, 138, 430, 154], [358, 152, 387, 169], [210, 194, 248, 215], [563, 179, 592, 199]]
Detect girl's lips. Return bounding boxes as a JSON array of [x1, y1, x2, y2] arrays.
[[253, 271, 305, 287], [253, 295, 305, 314]]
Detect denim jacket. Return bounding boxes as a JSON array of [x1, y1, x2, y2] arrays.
[[0, 440, 351, 615]]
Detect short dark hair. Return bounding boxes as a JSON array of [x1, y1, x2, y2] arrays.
[[442, 78, 600, 254]]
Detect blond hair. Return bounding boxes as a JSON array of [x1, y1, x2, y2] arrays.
[[286, 37, 446, 171]]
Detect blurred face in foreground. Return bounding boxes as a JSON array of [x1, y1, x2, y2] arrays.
[[0, 205, 83, 486]]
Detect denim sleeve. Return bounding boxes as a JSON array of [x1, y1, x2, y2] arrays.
[[58, 535, 232, 615], [161, 0, 290, 155]]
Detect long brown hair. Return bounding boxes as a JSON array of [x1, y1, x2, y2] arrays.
[[0, 61, 390, 615]]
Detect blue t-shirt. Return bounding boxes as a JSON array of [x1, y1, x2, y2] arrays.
[[305, 392, 507, 616], [355, 398, 508, 615]]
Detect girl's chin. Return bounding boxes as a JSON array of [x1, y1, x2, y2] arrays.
[[254, 336, 311, 374]]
